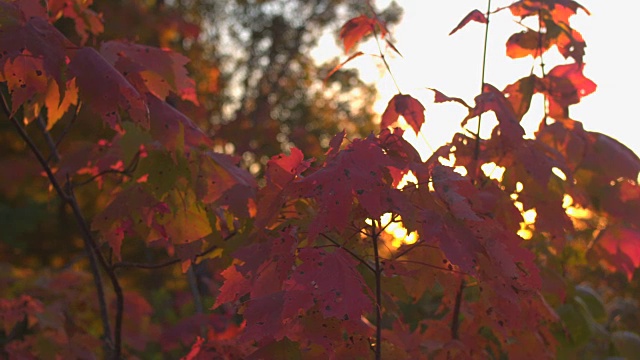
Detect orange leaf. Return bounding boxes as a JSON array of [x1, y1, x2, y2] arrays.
[[339, 15, 385, 53]]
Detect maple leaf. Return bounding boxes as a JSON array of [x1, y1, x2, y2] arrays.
[[422, 166, 543, 327], [181, 336, 204, 360], [255, 148, 313, 228], [155, 188, 213, 245], [214, 236, 285, 304], [506, 29, 551, 59], [509, 0, 590, 24], [324, 51, 364, 83], [48, 0, 104, 45], [284, 248, 373, 326], [381, 94, 426, 135], [464, 84, 525, 146], [294, 135, 398, 240], [503, 75, 538, 121], [429, 88, 471, 109], [43, 78, 79, 128], [0, 14, 71, 92], [91, 185, 168, 259], [101, 41, 198, 104], [339, 15, 386, 53], [68, 47, 148, 131], [536, 63, 595, 119], [449, 9, 488, 36], [147, 94, 212, 152], [593, 226, 640, 281], [191, 151, 257, 218], [0, 295, 44, 334], [0, 53, 47, 111]]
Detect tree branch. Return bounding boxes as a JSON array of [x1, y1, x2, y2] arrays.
[[1, 93, 116, 357], [113, 234, 235, 270], [371, 220, 382, 360]]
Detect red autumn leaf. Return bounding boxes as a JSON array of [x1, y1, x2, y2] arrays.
[[339, 15, 386, 53], [294, 135, 397, 240], [101, 41, 198, 104], [539, 63, 595, 118], [594, 226, 640, 281], [147, 94, 212, 151], [181, 336, 204, 360], [48, 0, 104, 45], [581, 132, 640, 185], [0, 53, 47, 111], [0, 14, 71, 92], [428, 165, 541, 297], [255, 148, 313, 228], [449, 9, 488, 36], [0, 295, 44, 334], [68, 47, 148, 131], [503, 75, 538, 121], [325, 129, 346, 160], [429, 88, 471, 108], [191, 151, 257, 218], [380, 94, 426, 135], [323, 51, 364, 83], [547, 63, 596, 99], [285, 248, 372, 325], [464, 84, 525, 145], [91, 185, 168, 260], [213, 228, 298, 309], [12, 0, 48, 20]]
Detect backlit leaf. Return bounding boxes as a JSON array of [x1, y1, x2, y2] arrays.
[[449, 9, 487, 36], [339, 15, 386, 53], [381, 94, 426, 135], [68, 47, 148, 130]]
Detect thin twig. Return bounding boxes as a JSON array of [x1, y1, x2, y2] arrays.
[[451, 279, 466, 339], [113, 235, 234, 270], [383, 258, 466, 275], [73, 151, 141, 187], [35, 110, 61, 163], [370, 18, 402, 94], [392, 241, 440, 260], [319, 233, 375, 273], [537, 8, 549, 126]]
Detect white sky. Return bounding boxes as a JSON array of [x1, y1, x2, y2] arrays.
[[314, 0, 640, 157]]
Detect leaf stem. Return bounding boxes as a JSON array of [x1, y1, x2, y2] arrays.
[[537, 8, 549, 126], [371, 220, 382, 360], [474, 0, 492, 161], [371, 25, 402, 94]]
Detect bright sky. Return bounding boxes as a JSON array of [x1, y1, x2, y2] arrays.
[[315, 0, 640, 158]]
